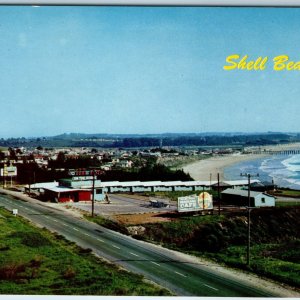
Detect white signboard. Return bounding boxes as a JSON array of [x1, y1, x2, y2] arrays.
[[1, 166, 17, 177], [178, 192, 213, 212], [12, 209, 18, 216]]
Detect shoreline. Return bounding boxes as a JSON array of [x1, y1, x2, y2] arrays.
[[183, 154, 268, 181]]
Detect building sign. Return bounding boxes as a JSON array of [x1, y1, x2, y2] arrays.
[[1, 166, 17, 177], [72, 176, 93, 181], [178, 192, 213, 212], [68, 169, 102, 176]]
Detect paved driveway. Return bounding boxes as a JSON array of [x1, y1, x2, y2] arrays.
[[66, 193, 177, 216]]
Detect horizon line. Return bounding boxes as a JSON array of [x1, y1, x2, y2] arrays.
[[1, 131, 299, 139]]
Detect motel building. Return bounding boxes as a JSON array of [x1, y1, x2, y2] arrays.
[[25, 176, 262, 204]]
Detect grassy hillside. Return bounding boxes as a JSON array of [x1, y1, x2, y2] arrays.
[[0, 208, 170, 295], [124, 207, 300, 288]]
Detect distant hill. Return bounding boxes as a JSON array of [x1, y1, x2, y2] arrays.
[[0, 132, 299, 149]]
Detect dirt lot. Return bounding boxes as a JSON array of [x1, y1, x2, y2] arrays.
[[113, 212, 176, 225], [112, 206, 249, 225]]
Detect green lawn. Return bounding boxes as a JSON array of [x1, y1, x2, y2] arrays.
[[0, 208, 170, 295], [273, 189, 300, 198]]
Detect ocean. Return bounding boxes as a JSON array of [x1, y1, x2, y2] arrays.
[[223, 154, 300, 190]]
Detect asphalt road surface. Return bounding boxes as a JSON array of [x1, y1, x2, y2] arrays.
[[0, 192, 280, 297]]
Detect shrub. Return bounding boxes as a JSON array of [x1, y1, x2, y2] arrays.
[[29, 256, 43, 279], [0, 244, 10, 251], [78, 248, 93, 254], [10, 231, 52, 247], [21, 232, 52, 247], [0, 262, 27, 280], [62, 265, 76, 279]]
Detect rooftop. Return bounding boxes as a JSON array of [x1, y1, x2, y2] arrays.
[[221, 188, 274, 198]]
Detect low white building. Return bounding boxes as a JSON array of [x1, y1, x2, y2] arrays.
[[221, 188, 275, 207]]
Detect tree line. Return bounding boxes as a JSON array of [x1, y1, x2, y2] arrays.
[[110, 133, 291, 148], [7, 157, 192, 185], [0, 133, 295, 148]]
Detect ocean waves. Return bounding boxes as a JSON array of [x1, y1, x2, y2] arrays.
[[224, 154, 300, 189]]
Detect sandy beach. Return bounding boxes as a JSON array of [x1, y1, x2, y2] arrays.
[[183, 154, 267, 181]]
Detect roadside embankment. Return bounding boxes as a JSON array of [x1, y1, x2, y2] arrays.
[[135, 207, 300, 292], [0, 206, 170, 295]]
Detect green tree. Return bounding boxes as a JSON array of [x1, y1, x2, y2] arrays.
[[57, 152, 66, 163], [8, 147, 17, 161], [0, 151, 5, 161]]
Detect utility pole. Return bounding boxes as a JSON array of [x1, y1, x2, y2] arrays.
[[240, 172, 259, 266], [2, 165, 4, 188], [217, 173, 220, 215], [91, 169, 95, 218], [3, 163, 7, 188], [29, 174, 31, 195], [68, 168, 100, 218], [28, 168, 32, 195]]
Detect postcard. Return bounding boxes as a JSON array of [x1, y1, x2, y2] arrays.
[[0, 3, 300, 299]]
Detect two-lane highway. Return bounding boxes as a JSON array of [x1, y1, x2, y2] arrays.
[[0, 192, 280, 296]]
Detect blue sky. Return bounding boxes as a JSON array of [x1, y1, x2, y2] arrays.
[[1, 6, 300, 137]]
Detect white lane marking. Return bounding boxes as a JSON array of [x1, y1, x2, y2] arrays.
[[83, 233, 90, 236], [24, 207, 29, 210], [130, 252, 139, 257], [61, 223, 68, 226], [72, 227, 79, 231], [174, 271, 187, 278], [53, 219, 58, 223], [204, 284, 218, 291], [97, 238, 104, 242], [112, 245, 120, 249], [151, 262, 161, 266], [45, 216, 49, 219]]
